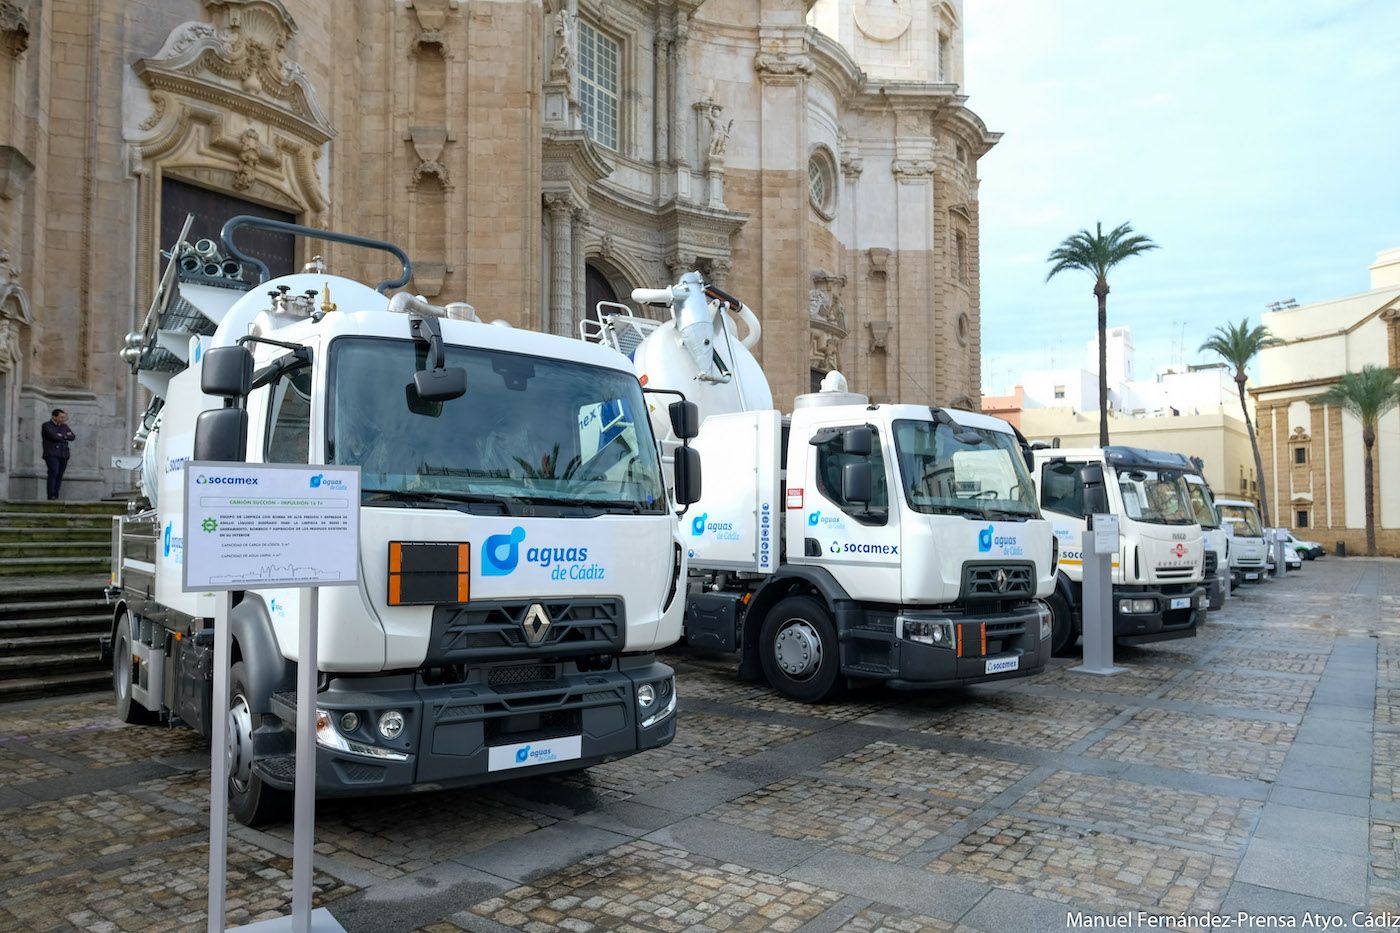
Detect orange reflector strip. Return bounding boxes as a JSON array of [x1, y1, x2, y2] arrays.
[[956, 627, 963, 658], [457, 573, 470, 603], [457, 543, 471, 573], [388, 575, 401, 605], [741, 592, 752, 606], [980, 624, 987, 657], [389, 542, 402, 573]]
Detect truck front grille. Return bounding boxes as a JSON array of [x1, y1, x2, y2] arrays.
[[428, 598, 624, 663], [1155, 566, 1196, 579], [487, 663, 560, 689], [960, 562, 1035, 601]]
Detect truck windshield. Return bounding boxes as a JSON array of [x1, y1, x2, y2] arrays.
[[1218, 504, 1263, 536], [326, 337, 666, 514], [1115, 467, 1194, 525], [892, 419, 1039, 519], [1185, 481, 1221, 529]]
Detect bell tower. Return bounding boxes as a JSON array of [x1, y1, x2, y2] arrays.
[[807, 0, 962, 86]]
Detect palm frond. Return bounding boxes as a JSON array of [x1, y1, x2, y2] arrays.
[[1045, 220, 1157, 283], [1313, 365, 1400, 427]]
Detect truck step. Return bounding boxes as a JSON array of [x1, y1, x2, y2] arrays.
[[0, 670, 112, 701], [254, 754, 297, 788], [270, 690, 297, 723]]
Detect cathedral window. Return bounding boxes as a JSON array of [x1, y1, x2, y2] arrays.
[[578, 21, 620, 150], [954, 230, 969, 284], [808, 147, 838, 219], [938, 33, 951, 82]]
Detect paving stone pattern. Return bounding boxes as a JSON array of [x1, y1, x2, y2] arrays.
[[2, 558, 1398, 932]]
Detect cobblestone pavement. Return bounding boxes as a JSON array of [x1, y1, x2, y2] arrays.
[[2, 558, 1398, 932]]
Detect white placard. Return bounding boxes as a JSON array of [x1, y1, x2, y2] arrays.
[[1091, 513, 1120, 555], [182, 462, 360, 592]]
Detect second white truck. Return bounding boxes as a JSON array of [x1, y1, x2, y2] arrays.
[[587, 273, 1057, 702]]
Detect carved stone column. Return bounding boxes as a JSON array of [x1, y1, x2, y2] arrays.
[[546, 193, 576, 337], [655, 30, 671, 164], [706, 258, 731, 289], [671, 15, 691, 200], [572, 206, 590, 330]]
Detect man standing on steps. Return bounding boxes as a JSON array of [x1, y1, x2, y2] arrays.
[[41, 409, 75, 501]]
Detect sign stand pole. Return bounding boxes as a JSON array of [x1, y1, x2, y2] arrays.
[[1073, 515, 1125, 676], [291, 587, 318, 933], [208, 589, 233, 933]]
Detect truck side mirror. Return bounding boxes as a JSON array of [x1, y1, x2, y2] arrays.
[[1080, 463, 1109, 515], [673, 445, 702, 505], [201, 345, 253, 398], [1023, 448, 1036, 473], [842, 460, 872, 504], [413, 366, 466, 402], [193, 408, 248, 462], [843, 426, 872, 457], [669, 400, 700, 440]]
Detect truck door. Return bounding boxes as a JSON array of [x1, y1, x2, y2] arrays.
[[1039, 459, 1088, 581], [799, 424, 901, 599]]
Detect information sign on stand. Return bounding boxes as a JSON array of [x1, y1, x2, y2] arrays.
[[183, 462, 360, 933], [1073, 513, 1126, 676]]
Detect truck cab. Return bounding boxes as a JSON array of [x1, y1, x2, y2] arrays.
[[1183, 472, 1229, 610], [1032, 446, 1207, 653], [1215, 497, 1268, 583]]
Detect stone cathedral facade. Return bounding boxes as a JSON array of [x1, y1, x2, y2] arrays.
[[0, 0, 996, 498]]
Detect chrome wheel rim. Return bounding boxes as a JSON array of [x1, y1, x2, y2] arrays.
[[227, 694, 255, 793], [773, 619, 822, 680]]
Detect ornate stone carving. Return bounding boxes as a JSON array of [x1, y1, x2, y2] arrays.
[[810, 270, 849, 337], [840, 152, 864, 178], [697, 100, 732, 165], [811, 331, 842, 373], [892, 159, 936, 181], [233, 128, 260, 189], [0, 1, 29, 59], [665, 253, 697, 282], [410, 0, 452, 32], [867, 247, 890, 276], [409, 126, 450, 187], [550, 8, 574, 83], [135, 0, 333, 145], [706, 258, 732, 288], [867, 320, 892, 352], [138, 94, 168, 132], [754, 51, 813, 78]]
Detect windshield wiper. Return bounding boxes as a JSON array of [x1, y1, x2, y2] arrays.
[[363, 489, 525, 515]]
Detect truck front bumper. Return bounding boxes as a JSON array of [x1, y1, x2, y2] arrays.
[[839, 601, 1051, 690], [1204, 573, 1228, 611], [1112, 584, 1205, 645], [265, 658, 676, 796]]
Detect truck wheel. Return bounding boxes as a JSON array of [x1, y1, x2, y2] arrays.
[[113, 613, 153, 725], [1046, 591, 1076, 657], [759, 595, 843, 703], [227, 661, 288, 827]]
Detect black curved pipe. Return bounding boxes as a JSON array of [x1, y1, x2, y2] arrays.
[[219, 215, 413, 294]]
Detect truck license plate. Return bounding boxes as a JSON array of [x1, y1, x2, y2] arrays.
[[1170, 597, 1191, 610], [488, 735, 582, 772], [1245, 572, 1259, 581], [985, 656, 1019, 675]]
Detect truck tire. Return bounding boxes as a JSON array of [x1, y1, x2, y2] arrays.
[[112, 613, 154, 725], [758, 595, 844, 703], [227, 661, 289, 827], [1046, 590, 1076, 657]]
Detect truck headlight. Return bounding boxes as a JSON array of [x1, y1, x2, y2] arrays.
[[1118, 598, 1155, 614], [1197, 593, 1209, 609], [900, 616, 956, 650], [378, 710, 405, 740], [640, 677, 676, 728], [315, 708, 408, 761], [1036, 601, 1053, 640]]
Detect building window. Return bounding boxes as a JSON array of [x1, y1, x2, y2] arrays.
[[808, 148, 837, 219], [956, 312, 970, 347], [1241, 478, 1249, 493], [1296, 510, 1309, 529], [1053, 385, 1066, 400], [578, 21, 620, 150], [1294, 446, 1307, 464], [938, 33, 951, 82], [954, 230, 969, 284]]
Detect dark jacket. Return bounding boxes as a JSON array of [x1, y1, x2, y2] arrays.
[[41, 420, 75, 460]]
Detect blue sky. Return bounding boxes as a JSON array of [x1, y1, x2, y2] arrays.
[[963, 0, 1400, 392]]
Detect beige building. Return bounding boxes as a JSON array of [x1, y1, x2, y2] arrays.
[[1253, 248, 1400, 555], [1015, 407, 1259, 503], [0, 0, 996, 499]]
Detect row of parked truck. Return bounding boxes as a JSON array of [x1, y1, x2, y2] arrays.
[[106, 219, 1293, 825]]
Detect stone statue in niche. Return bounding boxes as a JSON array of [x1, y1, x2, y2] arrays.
[[811, 331, 842, 372], [550, 9, 574, 82], [705, 106, 732, 163]]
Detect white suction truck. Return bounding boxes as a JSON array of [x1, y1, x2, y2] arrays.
[[1215, 497, 1269, 584], [1031, 446, 1208, 654], [585, 273, 1056, 703], [108, 217, 698, 824]]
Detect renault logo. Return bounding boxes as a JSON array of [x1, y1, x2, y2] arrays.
[[522, 604, 552, 647], [993, 569, 1010, 593]]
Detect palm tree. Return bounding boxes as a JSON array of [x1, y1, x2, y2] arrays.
[[1045, 221, 1158, 446], [1199, 319, 1277, 527], [1313, 365, 1400, 556]]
